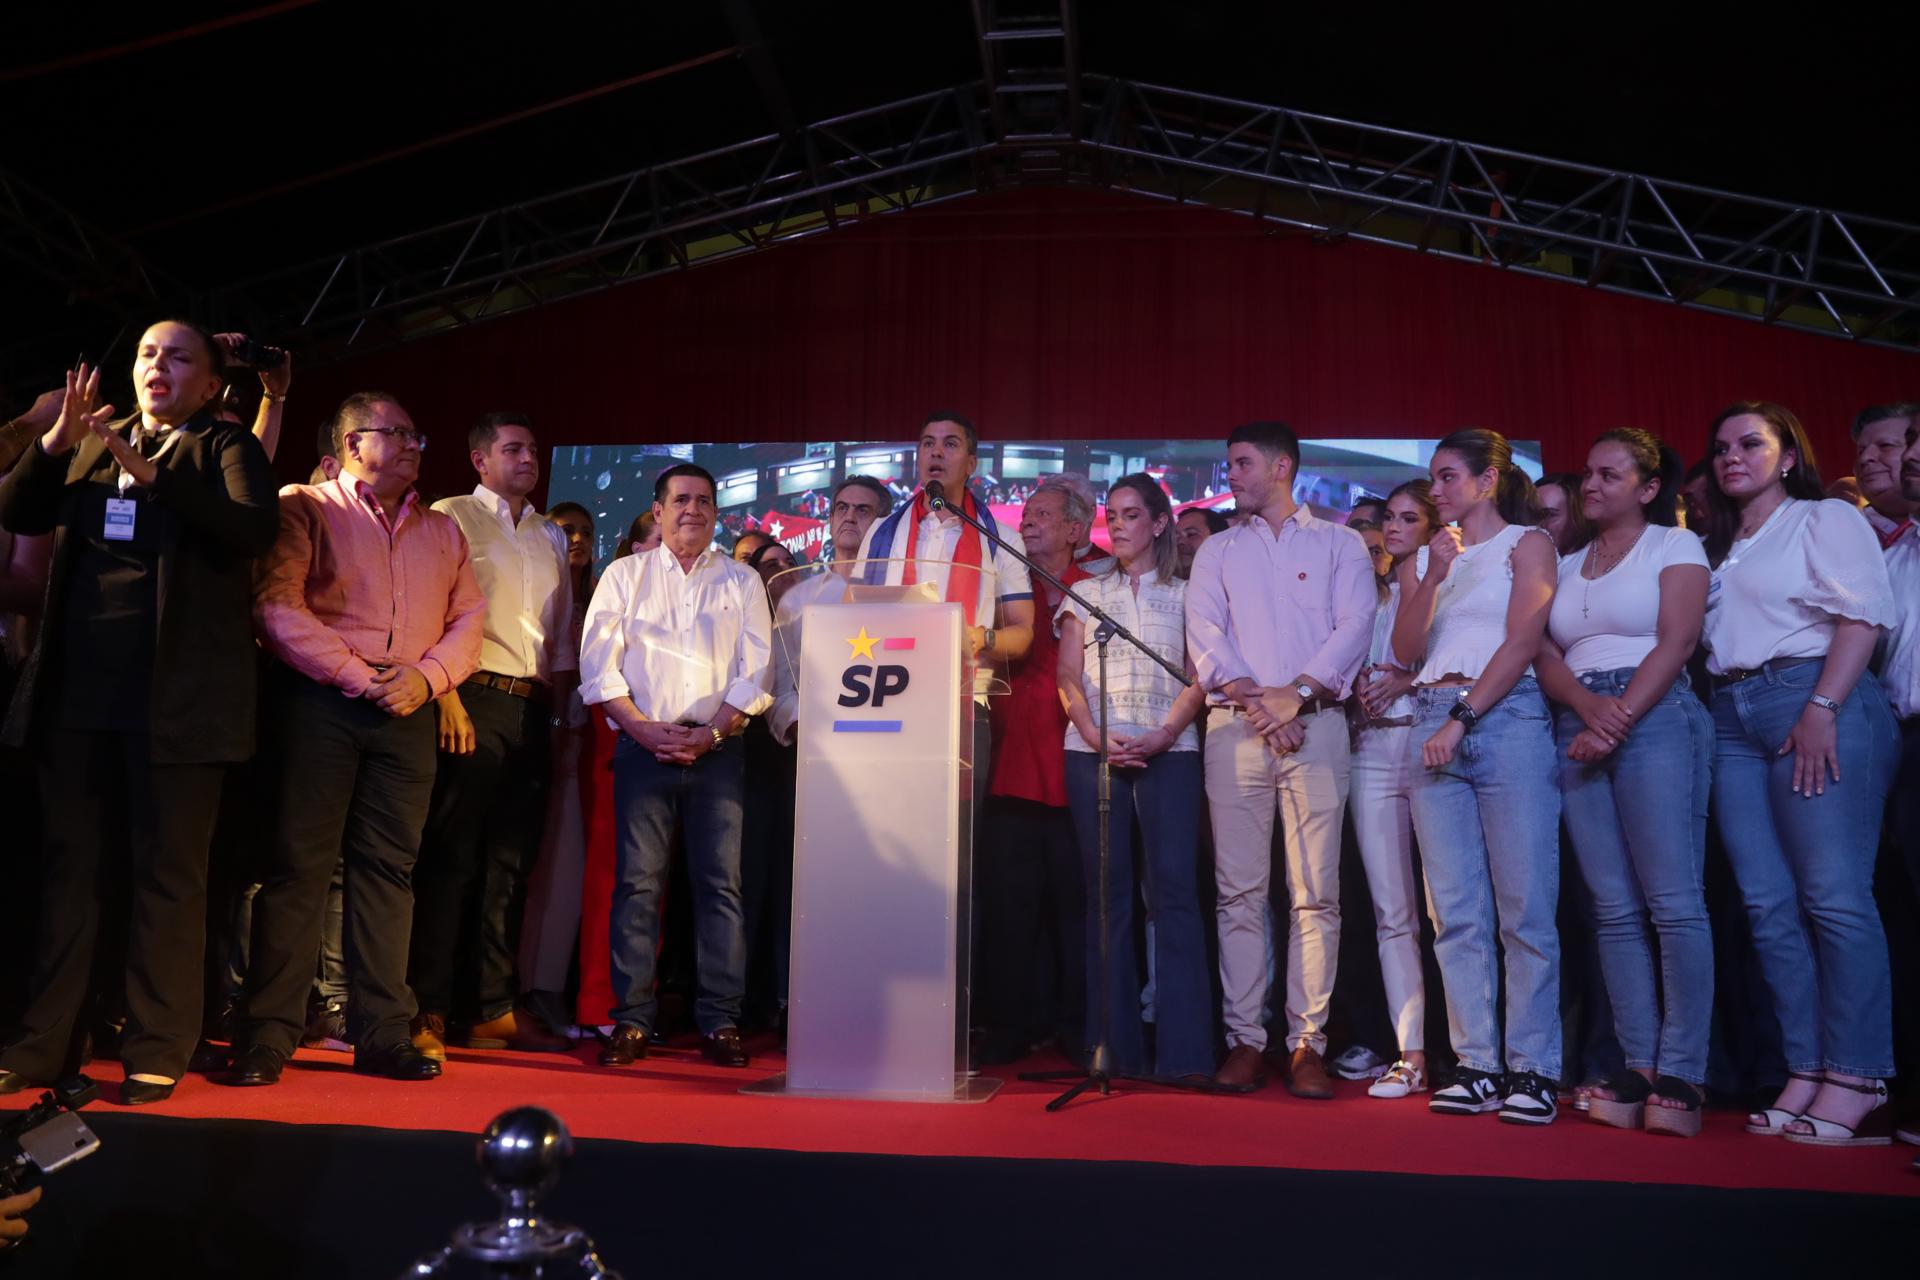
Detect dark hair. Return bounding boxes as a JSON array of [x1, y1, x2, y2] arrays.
[[1226, 420, 1301, 474], [147, 318, 228, 382], [1590, 428, 1684, 530], [549, 500, 592, 525], [1684, 456, 1712, 484], [615, 510, 657, 558], [1348, 517, 1383, 534], [1179, 506, 1230, 535], [1536, 471, 1595, 552], [832, 474, 893, 514], [329, 391, 403, 455], [1349, 495, 1388, 520], [1432, 428, 1542, 526], [920, 410, 977, 455], [1105, 473, 1179, 583], [1701, 401, 1825, 566], [1850, 402, 1920, 441], [470, 410, 534, 454], [748, 540, 797, 571], [653, 462, 717, 504]]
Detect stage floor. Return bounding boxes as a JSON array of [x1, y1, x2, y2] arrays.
[[9, 1036, 1913, 1199]]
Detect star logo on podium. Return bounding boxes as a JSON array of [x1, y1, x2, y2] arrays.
[[846, 626, 878, 660]]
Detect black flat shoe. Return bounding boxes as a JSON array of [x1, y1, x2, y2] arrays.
[[223, 1044, 287, 1087], [120, 1077, 177, 1106], [353, 1042, 442, 1081], [0, 1069, 42, 1096]]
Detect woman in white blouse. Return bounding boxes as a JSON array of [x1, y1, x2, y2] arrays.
[[1057, 474, 1209, 1080], [1347, 479, 1438, 1098], [1699, 402, 1900, 1146], [1535, 430, 1713, 1135], [1393, 429, 1563, 1124]]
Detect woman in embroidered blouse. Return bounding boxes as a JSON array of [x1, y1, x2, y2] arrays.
[[1393, 429, 1564, 1124], [1698, 402, 1900, 1146], [1535, 430, 1713, 1135], [1347, 480, 1438, 1099], [1057, 474, 1209, 1080]]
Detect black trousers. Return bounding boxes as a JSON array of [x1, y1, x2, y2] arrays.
[[409, 682, 552, 1024], [239, 677, 436, 1057], [740, 719, 797, 1021], [1, 728, 223, 1081], [975, 796, 1086, 1059]]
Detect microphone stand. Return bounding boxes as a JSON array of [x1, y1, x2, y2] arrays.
[[925, 483, 1215, 1112]]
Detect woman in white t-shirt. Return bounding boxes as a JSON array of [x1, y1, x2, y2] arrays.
[[1536, 430, 1712, 1136], [1056, 474, 1209, 1080], [1393, 429, 1563, 1125], [1346, 479, 1437, 1099], [1699, 401, 1900, 1147]]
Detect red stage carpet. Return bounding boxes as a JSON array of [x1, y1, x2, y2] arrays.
[[13, 1039, 1912, 1198]]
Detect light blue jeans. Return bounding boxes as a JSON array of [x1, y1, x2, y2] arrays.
[[1711, 659, 1899, 1078], [1555, 668, 1713, 1084], [1409, 678, 1563, 1081]]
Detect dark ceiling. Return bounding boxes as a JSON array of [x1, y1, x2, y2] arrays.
[[5, 1, 1916, 403]]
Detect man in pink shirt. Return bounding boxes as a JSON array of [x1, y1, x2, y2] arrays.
[[1186, 421, 1375, 1095], [227, 392, 485, 1086]]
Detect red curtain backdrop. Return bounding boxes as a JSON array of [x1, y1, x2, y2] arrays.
[[291, 187, 1920, 499]]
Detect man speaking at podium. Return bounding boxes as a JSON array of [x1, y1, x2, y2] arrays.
[[856, 412, 1035, 812]]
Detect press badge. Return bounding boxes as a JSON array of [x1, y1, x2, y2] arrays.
[[104, 497, 137, 541]]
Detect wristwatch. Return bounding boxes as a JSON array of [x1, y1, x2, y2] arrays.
[[1292, 680, 1315, 702], [1448, 700, 1480, 730], [982, 627, 997, 653], [1807, 693, 1841, 716], [708, 724, 725, 750]]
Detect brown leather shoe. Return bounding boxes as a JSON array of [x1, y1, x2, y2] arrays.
[[409, 1012, 448, 1063], [598, 1023, 654, 1066], [700, 1027, 750, 1068], [1286, 1045, 1335, 1099], [505, 1006, 573, 1054], [451, 1010, 517, 1049], [1213, 1043, 1267, 1091]]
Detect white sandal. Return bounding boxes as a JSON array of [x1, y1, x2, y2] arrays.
[[1745, 1070, 1823, 1136], [1367, 1060, 1428, 1099]]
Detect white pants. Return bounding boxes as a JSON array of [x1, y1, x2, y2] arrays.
[[1348, 722, 1427, 1054], [1205, 706, 1350, 1054]]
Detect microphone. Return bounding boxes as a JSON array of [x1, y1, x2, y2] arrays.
[[923, 479, 947, 510]]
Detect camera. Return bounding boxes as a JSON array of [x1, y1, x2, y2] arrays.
[[228, 337, 287, 370], [1, 1077, 101, 1197]]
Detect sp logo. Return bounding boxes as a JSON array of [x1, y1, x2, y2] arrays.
[[839, 665, 911, 708]]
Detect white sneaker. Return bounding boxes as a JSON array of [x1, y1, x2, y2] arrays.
[[1367, 1060, 1428, 1099], [1328, 1045, 1390, 1080], [1499, 1071, 1559, 1126], [1429, 1069, 1504, 1115]]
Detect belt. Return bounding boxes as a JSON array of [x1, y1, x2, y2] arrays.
[[1713, 656, 1821, 689], [1298, 696, 1343, 716], [1361, 715, 1416, 729], [466, 671, 549, 700]]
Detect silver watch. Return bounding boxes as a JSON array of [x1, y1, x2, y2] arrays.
[[1807, 693, 1841, 716]]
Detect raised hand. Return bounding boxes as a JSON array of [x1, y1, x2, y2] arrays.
[[44, 363, 117, 455], [1426, 526, 1465, 581]]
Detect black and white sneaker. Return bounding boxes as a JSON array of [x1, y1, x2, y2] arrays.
[[1429, 1068, 1504, 1115], [1498, 1071, 1559, 1126]]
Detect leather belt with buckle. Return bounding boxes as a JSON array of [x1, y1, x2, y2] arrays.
[[466, 671, 549, 700], [1713, 656, 1821, 689]]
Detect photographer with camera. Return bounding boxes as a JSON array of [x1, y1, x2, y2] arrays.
[[212, 334, 291, 461]]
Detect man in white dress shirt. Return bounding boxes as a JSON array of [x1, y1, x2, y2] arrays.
[[580, 463, 774, 1068], [410, 412, 577, 1056]]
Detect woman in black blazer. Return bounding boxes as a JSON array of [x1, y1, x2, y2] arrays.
[[0, 321, 279, 1104]]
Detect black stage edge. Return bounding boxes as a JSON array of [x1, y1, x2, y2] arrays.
[[4, 1114, 1906, 1278]]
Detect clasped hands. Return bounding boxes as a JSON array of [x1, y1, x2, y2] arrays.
[[1567, 689, 1636, 762], [1230, 682, 1306, 756]]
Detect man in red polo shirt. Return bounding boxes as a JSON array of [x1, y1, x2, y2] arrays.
[[975, 477, 1093, 1066]]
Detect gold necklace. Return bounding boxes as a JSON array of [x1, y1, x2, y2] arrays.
[[1581, 525, 1648, 619]]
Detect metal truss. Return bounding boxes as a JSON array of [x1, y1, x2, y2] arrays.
[[1075, 77, 1920, 351], [203, 74, 1920, 363], [209, 86, 992, 362]]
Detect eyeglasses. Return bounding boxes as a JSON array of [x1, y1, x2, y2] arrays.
[[351, 426, 428, 449]]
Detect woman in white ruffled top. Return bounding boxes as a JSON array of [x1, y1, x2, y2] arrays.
[[1697, 401, 1901, 1147]]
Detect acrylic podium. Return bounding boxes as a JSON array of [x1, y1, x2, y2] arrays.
[[743, 559, 1002, 1103]]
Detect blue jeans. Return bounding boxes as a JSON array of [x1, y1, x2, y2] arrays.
[[1065, 749, 1211, 1077], [1409, 678, 1563, 1080], [609, 733, 747, 1036], [1555, 668, 1714, 1084], [1711, 659, 1900, 1078]]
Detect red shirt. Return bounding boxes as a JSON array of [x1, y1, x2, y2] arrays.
[[987, 563, 1089, 807]]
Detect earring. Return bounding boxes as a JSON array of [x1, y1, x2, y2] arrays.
[[1780, 467, 1790, 478]]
